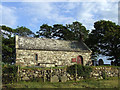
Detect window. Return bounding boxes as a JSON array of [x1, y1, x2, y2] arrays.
[[71, 58, 76, 62], [35, 54, 38, 61]]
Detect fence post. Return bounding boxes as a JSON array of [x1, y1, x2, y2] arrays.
[[17, 65, 19, 82], [75, 64, 77, 81], [50, 67, 52, 82], [43, 69, 46, 82], [118, 67, 120, 89]]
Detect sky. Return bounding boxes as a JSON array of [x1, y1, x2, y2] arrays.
[[0, 0, 120, 64]]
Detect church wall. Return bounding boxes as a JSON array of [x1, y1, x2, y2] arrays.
[[16, 49, 92, 67]]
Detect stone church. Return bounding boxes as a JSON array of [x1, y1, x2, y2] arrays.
[[15, 35, 92, 67]]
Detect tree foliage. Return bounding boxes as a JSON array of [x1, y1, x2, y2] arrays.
[[52, 24, 74, 40], [1, 25, 34, 63], [2, 36, 15, 63], [36, 21, 89, 41], [36, 24, 53, 38], [66, 21, 89, 41], [86, 20, 120, 65], [14, 26, 35, 37]]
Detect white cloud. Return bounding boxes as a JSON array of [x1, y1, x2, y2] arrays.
[[25, 3, 53, 18], [21, 2, 76, 26], [54, 3, 79, 13], [0, 5, 2, 24], [0, 4, 17, 27], [76, 2, 118, 30], [19, 2, 118, 31], [118, 1, 120, 25], [2, 0, 119, 2], [1, 1, 118, 31]]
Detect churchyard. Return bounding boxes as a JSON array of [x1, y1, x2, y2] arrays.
[[3, 77, 119, 88], [2, 64, 120, 89]]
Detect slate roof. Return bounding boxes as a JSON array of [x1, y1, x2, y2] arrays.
[[15, 35, 92, 52]]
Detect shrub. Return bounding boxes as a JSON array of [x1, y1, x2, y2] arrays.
[[67, 64, 92, 79], [2, 64, 18, 73], [67, 64, 76, 76], [2, 64, 18, 84]]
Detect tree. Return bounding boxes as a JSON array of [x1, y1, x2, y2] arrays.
[[2, 36, 15, 63], [86, 20, 120, 65], [1, 25, 14, 37], [14, 26, 35, 37], [36, 24, 74, 40], [52, 24, 74, 40], [1, 25, 35, 64], [66, 21, 89, 41], [36, 24, 53, 38], [36, 21, 89, 41], [1, 25, 15, 63]]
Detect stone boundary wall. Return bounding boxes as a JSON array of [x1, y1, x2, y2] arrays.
[[19, 68, 69, 82], [90, 67, 119, 79], [18, 66, 119, 82]]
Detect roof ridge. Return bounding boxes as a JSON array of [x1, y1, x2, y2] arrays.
[[17, 35, 78, 42]]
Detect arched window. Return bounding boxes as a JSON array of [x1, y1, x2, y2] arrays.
[[77, 55, 83, 65]]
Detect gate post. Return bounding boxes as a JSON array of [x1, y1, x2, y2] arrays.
[[43, 69, 46, 82], [75, 64, 77, 81], [118, 67, 120, 89], [17, 65, 19, 82]]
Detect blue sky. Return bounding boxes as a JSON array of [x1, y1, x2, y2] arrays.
[[1, 1, 118, 33], [0, 0, 119, 64]]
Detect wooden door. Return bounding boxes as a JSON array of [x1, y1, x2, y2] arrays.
[[77, 56, 83, 65]]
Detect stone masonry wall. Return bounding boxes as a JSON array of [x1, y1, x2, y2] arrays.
[[18, 67, 119, 82], [16, 49, 91, 67], [19, 68, 68, 82], [91, 66, 119, 79]]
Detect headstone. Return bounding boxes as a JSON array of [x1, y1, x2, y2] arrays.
[[60, 75, 67, 82], [92, 60, 94, 66], [98, 59, 104, 65], [111, 61, 114, 65], [22, 76, 29, 81], [50, 75, 59, 82]]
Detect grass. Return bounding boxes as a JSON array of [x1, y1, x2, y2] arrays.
[[3, 77, 119, 88]]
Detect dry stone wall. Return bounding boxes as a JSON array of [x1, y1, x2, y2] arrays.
[[19, 68, 69, 82], [16, 49, 91, 67], [91, 67, 119, 79], [18, 67, 119, 82]]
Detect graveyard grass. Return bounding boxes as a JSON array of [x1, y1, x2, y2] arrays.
[[3, 77, 119, 88]]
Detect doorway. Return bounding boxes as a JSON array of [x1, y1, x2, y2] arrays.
[[77, 55, 83, 65]]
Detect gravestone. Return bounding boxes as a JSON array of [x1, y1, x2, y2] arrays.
[[98, 59, 104, 65], [22, 76, 29, 81], [60, 75, 67, 82], [50, 75, 59, 82], [92, 60, 94, 66], [111, 61, 114, 65]]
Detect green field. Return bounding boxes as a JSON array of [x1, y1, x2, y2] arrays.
[[3, 77, 119, 88]]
